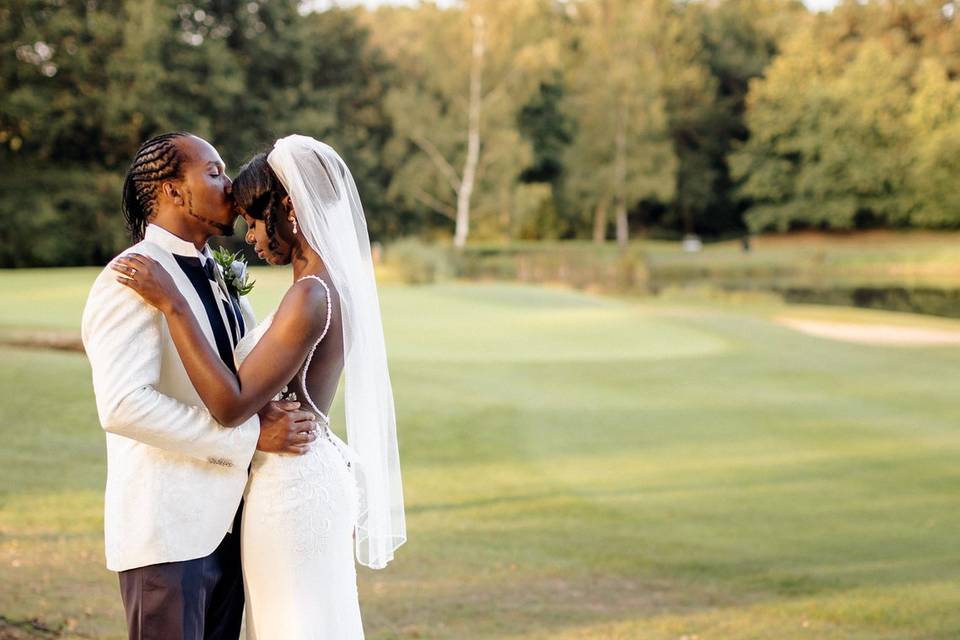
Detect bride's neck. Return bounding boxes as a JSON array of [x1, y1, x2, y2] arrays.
[[290, 242, 325, 279]]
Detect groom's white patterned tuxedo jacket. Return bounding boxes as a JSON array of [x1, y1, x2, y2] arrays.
[[82, 224, 259, 572]]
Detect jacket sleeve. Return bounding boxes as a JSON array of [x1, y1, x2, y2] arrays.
[[81, 267, 260, 467]]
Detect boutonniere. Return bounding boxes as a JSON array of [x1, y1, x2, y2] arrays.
[[212, 247, 256, 297]]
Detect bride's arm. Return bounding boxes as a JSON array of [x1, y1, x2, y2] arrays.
[[113, 254, 329, 427]]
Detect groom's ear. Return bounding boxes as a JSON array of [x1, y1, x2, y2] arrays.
[[162, 181, 185, 207]]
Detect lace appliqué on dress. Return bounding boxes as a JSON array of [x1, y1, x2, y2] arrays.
[[257, 448, 344, 557]]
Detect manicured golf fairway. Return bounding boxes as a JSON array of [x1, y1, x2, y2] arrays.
[[1, 268, 958, 639]]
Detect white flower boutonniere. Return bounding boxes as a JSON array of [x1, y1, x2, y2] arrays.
[[212, 247, 256, 297]]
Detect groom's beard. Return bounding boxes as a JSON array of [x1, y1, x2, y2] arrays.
[[185, 192, 235, 236]]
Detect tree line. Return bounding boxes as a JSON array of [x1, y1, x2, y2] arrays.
[[2, 0, 959, 266]]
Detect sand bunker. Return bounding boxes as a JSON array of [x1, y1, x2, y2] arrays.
[[776, 316, 960, 346]]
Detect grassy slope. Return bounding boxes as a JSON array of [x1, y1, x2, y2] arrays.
[[1, 268, 959, 638]]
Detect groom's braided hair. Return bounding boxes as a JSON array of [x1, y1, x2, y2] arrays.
[[122, 131, 192, 242], [233, 152, 289, 255]]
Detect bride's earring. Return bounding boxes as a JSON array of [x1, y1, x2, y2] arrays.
[[289, 214, 298, 235]]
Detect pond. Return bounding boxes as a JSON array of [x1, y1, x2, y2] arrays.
[[776, 286, 960, 319]]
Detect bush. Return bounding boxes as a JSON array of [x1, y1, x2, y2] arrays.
[[385, 238, 456, 285], [458, 243, 650, 293]]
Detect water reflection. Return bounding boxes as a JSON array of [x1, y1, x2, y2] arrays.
[[778, 286, 960, 319]]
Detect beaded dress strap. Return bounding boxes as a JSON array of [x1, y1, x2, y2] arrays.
[[297, 275, 333, 424]]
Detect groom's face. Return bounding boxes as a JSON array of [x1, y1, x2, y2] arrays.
[[175, 136, 236, 237]]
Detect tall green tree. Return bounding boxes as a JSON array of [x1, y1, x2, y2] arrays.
[[374, 0, 556, 248], [905, 58, 960, 227], [517, 75, 575, 239], [0, 1, 397, 266], [661, 0, 802, 236], [732, 26, 915, 230], [732, 0, 960, 232], [2, 0, 130, 265], [562, 0, 676, 246]]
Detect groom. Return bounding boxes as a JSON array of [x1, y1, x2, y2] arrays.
[[82, 132, 318, 640]]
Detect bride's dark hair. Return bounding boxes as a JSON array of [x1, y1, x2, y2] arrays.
[[232, 152, 290, 249]]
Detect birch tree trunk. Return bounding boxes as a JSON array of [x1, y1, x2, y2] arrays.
[[614, 102, 629, 247], [454, 14, 486, 250]]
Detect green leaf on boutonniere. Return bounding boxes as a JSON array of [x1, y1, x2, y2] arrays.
[[212, 246, 256, 297]]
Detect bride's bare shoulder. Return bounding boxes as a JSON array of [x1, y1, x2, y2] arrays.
[[272, 276, 332, 336]]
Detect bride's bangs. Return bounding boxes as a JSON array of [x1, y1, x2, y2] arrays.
[[233, 152, 286, 222]]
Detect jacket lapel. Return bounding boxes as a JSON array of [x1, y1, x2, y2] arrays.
[[152, 250, 219, 350], [210, 265, 242, 341]]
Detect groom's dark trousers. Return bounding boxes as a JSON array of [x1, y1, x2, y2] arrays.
[[118, 506, 244, 640]]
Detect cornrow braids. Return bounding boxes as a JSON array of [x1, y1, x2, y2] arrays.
[[122, 131, 192, 242]]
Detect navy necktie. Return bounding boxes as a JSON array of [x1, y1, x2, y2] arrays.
[[202, 258, 217, 282], [173, 255, 237, 372], [202, 257, 244, 342]]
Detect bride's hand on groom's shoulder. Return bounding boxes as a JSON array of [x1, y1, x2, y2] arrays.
[[256, 400, 319, 455], [112, 253, 186, 315]]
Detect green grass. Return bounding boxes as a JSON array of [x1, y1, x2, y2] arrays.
[[2, 267, 960, 638]]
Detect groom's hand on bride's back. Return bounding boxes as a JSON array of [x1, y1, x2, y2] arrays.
[[256, 400, 318, 455]]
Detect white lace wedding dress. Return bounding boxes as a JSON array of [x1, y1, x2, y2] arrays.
[[235, 276, 364, 639]]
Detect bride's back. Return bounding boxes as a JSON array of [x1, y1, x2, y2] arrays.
[[282, 274, 344, 421]]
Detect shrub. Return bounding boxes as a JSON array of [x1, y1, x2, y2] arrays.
[[385, 238, 455, 285]]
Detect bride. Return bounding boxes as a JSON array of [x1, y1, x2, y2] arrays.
[[111, 135, 406, 638]]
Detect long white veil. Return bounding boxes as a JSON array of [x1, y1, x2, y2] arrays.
[[268, 135, 406, 569]]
